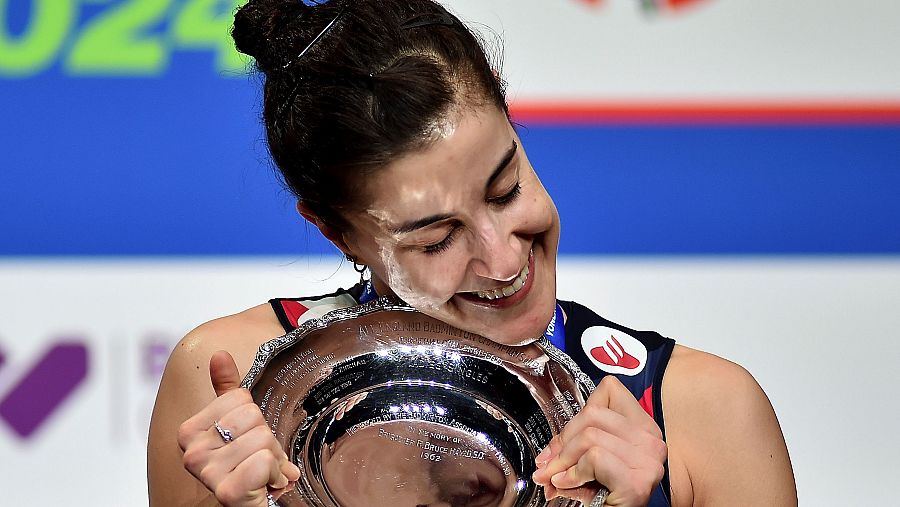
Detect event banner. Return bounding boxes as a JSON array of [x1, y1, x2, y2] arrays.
[[2, 0, 899, 256]]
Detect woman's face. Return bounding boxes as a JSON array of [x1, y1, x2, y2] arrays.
[[341, 104, 560, 346]]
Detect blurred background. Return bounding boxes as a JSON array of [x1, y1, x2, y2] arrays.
[[1, 0, 898, 504]]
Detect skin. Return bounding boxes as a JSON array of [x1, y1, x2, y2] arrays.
[[147, 103, 797, 506], [328, 105, 559, 346]]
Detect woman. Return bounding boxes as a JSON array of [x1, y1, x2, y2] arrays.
[[147, 1, 797, 505]]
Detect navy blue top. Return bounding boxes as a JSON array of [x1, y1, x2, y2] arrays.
[[556, 300, 675, 506]]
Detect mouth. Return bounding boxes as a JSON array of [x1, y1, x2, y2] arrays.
[[456, 250, 535, 308]]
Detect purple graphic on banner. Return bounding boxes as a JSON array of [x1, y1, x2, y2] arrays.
[[0, 342, 88, 439], [142, 337, 172, 380], [0, 347, 5, 370]]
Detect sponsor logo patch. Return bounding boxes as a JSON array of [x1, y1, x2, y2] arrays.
[[581, 326, 647, 376]]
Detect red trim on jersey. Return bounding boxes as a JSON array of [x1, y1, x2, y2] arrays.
[[280, 300, 309, 328], [638, 385, 654, 418], [509, 100, 900, 125]]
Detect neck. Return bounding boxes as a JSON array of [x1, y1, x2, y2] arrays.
[[369, 275, 394, 297]]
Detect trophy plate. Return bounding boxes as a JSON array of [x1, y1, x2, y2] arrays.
[[241, 297, 598, 506]]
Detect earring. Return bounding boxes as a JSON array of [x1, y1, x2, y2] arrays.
[[345, 253, 368, 286]]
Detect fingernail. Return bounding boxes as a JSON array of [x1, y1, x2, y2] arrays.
[[535, 446, 551, 463]]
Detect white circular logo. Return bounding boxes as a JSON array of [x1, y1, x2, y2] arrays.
[[580, 326, 647, 376]]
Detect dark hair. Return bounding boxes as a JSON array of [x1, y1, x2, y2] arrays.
[[232, 0, 508, 230]]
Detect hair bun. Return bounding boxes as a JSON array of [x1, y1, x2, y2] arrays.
[[232, 0, 310, 73]]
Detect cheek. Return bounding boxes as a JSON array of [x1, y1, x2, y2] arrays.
[[377, 245, 469, 310]]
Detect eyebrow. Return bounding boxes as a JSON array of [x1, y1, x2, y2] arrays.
[[485, 140, 518, 190], [389, 140, 519, 236], [390, 212, 455, 235]]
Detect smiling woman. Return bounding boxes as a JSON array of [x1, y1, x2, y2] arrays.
[[328, 108, 559, 346], [146, 1, 797, 506]]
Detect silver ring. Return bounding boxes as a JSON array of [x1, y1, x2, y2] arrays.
[[589, 486, 610, 507], [213, 420, 234, 443]]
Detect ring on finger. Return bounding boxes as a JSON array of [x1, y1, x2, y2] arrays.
[[213, 420, 234, 443]]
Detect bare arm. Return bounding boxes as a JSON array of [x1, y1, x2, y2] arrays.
[[147, 305, 288, 506], [663, 346, 797, 506]]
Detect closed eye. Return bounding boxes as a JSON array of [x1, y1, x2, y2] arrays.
[[488, 182, 521, 206], [423, 225, 461, 255]]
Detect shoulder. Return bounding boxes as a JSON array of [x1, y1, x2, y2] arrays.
[[663, 346, 776, 442], [169, 303, 286, 379], [662, 345, 797, 505], [150, 300, 284, 423], [665, 345, 759, 406], [664, 345, 788, 435], [153, 302, 286, 419]]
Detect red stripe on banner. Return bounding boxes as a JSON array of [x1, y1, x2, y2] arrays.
[[509, 100, 900, 125], [665, 0, 707, 10], [638, 386, 654, 419]]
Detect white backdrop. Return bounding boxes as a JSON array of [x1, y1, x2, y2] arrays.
[[450, 0, 900, 100], [0, 257, 897, 505]]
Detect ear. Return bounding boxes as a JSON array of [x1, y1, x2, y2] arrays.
[[296, 200, 352, 255]]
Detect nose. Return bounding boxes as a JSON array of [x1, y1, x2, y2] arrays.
[[469, 220, 524, 282]]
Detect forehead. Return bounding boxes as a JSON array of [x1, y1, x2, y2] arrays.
[[363, 106, 514, 222]]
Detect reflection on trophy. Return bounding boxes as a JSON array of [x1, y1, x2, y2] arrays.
[[241, 297, 604, 506]]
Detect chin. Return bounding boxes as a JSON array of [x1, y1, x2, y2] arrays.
[[483, 294, 557, 347], [447, 244, 558, 347]]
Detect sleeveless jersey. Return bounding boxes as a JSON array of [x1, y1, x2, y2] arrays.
[[270, 285, 675, 506]]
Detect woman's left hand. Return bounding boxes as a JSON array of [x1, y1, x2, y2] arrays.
[[532, 375, 667, 506]]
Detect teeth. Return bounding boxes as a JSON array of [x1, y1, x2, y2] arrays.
[[473, 262, 529, 300]]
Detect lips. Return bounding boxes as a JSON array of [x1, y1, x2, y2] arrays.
[[456, 250, 535, 308], [473, 262, 529, 300]]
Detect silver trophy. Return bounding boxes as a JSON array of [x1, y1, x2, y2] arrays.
[[241, 296, 607, 506]]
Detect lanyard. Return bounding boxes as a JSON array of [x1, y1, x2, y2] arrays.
[[358, 279, 566, 351]]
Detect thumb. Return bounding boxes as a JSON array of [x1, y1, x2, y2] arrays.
[[209, 350, 242, 397]]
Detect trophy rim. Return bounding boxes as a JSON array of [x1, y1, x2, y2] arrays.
[[240, 295, 595, 398]]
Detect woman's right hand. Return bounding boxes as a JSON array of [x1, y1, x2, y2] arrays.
[[177, 350, 301, 507]]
